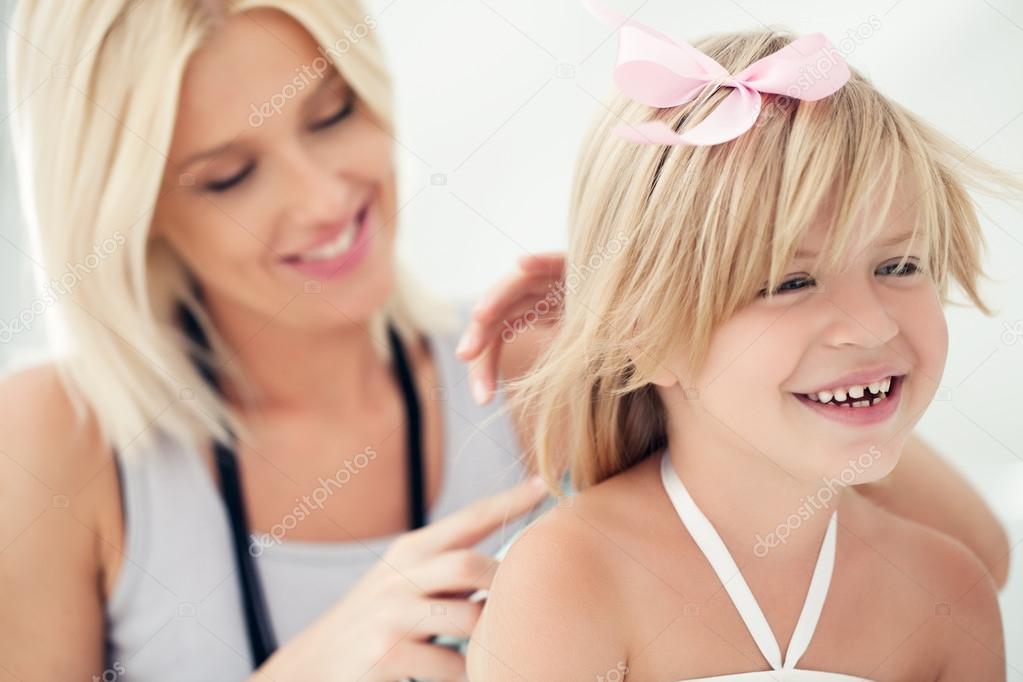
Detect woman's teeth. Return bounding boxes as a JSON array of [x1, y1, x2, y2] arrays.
[[804, 376, 893, 408], [297, 221, 358, 262]]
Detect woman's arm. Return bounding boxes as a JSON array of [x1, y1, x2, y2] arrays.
[[855, 433, 1010, 589], [0, 365, 113, 681]]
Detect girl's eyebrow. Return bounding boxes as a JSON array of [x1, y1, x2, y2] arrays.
[[794, 229, 915, 259]]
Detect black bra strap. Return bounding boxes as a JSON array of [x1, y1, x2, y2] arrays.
[[204, 317, 426, 669], [214, 439, 278, 666], [388, 322, 426, 530]]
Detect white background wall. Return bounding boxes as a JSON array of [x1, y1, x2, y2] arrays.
[[2, 0, 1021, 672]]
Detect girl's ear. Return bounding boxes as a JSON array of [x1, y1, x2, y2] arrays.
[[628, 340, 687, 388], [649, 364, 680, 388]]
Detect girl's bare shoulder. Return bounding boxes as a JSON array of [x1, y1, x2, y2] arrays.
[[834, 492, 1003, 677], [468, 458, 662, 680]]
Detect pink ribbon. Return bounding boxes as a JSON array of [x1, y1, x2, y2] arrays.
[[584, 0, 851, 146]]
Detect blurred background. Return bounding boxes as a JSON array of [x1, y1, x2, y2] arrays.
[[2, 0, 1021, 672]]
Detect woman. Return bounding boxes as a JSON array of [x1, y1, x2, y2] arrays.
[[0, 1, 1008, 681]]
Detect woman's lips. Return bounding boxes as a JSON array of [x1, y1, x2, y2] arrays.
[[282, 199, 374, 281]]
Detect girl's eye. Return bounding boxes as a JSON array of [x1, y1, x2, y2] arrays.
[[203, 164, 254, 193], [876, 258, 920, 277], [310, 99, 355, 131], [758, 274, 816, 298]]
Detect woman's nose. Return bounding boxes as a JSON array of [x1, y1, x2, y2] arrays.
[[277, 147, 350, 228]]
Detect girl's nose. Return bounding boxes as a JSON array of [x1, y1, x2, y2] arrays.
[[821, 280, 900, 349]]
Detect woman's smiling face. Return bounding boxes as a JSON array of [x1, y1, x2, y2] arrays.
[[153, 8, 398, 330], [657, 188, 949, 483]]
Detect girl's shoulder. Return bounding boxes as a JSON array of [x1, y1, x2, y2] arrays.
[[468, 460, 653, 680], [833, 493, 1003, 677]]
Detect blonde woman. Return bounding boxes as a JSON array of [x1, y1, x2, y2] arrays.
[[0, 2, 1008, 682], [466, 10, 1022, 682], [0, 2, 557, 681]]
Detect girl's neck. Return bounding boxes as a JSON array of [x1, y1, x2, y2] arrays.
[[661, 403, 845, 567]]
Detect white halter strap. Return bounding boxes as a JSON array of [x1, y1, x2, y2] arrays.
[[658, 450, 838, 670]]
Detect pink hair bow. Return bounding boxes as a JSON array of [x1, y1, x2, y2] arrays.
[[584, 0, 851, 146]]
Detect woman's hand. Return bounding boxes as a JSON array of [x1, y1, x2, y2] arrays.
[[456, 252, 566, 405], [252, 477, 548, 682]]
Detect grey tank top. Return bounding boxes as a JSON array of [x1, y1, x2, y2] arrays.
[[104, 306, 538, 681]]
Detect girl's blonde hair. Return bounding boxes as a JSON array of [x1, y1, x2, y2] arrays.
[[510, 28, 1023, 492], [6, 0, 453, 454]]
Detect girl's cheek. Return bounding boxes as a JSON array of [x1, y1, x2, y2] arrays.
[[900, 284, 949, 385]]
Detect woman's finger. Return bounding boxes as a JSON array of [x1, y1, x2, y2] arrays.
[[395, 478, 547, 558], [517, 251, 565, 276], [405, 549, 501, 596], [458, 273, 558, 360], [473, 271, 561, 324], [402, 597, 485, 640], [467, 289, 563, 403], [364, 640, 467, 682]]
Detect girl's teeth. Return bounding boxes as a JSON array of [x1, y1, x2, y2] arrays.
[[804, 376, 896, 407]]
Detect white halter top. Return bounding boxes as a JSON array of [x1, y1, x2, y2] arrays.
[[658, 451, 875, 681]]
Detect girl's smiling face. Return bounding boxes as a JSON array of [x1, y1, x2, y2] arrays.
[[655, 189, 949, 483]]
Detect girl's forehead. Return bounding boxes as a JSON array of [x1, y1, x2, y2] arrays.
[[794, 182, 920, 257]]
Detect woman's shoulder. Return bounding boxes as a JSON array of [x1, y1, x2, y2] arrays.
[[0, 362, 121, 579], [0, 361, 111, 468]]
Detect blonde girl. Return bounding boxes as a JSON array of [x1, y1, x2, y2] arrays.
[[467, 9, 1022, 682]]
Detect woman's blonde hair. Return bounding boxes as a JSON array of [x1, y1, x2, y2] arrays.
[[6, 0, 453, 454], [509, 27, 1023, 492]]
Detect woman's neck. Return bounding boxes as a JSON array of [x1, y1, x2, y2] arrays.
[[660, 395, 845, 567], [202, 294, 396, 414]]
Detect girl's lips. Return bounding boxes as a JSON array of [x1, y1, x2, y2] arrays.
[[793, 374, 905, 426], [283, 199, 374, 281]]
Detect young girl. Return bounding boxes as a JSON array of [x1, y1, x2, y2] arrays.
[[467, 5, 1021, 681]]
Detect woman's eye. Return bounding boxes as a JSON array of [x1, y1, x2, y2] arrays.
[[203, 164, 254, 193], [310, 99, 354, 131], [876, 258, 920, 277], [758, 274, 816, 298]]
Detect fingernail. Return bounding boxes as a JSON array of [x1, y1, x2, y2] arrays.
[[528, 475, 547, 491]]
